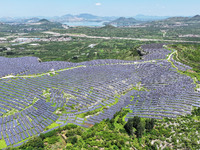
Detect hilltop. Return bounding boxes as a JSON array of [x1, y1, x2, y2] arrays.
[[38, 19, 50, 23], [105, 17, 142, 27], [0, 19, 63, 33], [145, 15, 200, 27], [50, 13, 117, 23], [190, 15, 200, 21]]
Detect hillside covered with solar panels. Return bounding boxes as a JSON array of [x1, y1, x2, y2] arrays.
[[0, 43, 199, 148]]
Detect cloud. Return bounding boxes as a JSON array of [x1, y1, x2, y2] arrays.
[[95, 3, 102, 6]]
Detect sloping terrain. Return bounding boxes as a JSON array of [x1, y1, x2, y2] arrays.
[[0, 43, 199, 148], [105, 17, 142, 27], [0, 20, 63, 33]]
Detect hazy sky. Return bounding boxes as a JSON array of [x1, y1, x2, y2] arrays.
[[0, 0, 199, 17]]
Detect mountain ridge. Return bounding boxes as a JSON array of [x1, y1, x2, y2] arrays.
[[105, 17, 142, 27], [0, 14, 199, 24]]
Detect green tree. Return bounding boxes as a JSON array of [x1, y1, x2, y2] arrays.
[[145, 118, 156, 132], [136, 121, 144, 138], [192, 107, 200, 116], [124, 118, 134, 135], [19, 136, 44, 149], [124, 116, 145, 138]]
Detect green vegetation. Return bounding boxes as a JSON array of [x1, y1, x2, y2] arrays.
[[1, 17, 200, 150], [170, 44, 200, 71], [8, 108, 200, 150], [0, 21, 63, 33], [192, 107, 200, 116], [146, 16, 200, 41], [0, 32, 6, 37], [168, 44, 200, 88], [52, 21, 200, 41], [53, 26, 164, 39], [145, 118, 156, 132], [124, 116, 145, 138], [44, 123, 60, 131], [0, 38, 148, 62], [105, 17, 142, 27], [19, 136, 44, 150], [0, 139, 7, 149]]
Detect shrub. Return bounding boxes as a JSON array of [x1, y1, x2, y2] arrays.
[[124, 118, 134, 135], [136, 121, 144, 138], [145, 119, 156, 132], [119, 128, 126, 133], [117, 117, 123, 124], [67, 136, 78, 144], [65, 130, 75, 137], [48, 136, 59, 144], [65, 124, 78, 130], [124, 116, 144, 138], [119, 139, 125, 145], [19, 136, 44, 149], [40, 130, 57, 140], [75, 127, 83, 135], [192, 107, 200, 116]]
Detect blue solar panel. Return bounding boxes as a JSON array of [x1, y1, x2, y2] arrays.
[[31, 128, 36, 135], [21, 132, 26, 140], [5, 138, 10, 146], [13, 136, 18, 143], [24, 131, 29, 138], [28, 130, 33, 136], [16, 134, 22, 142], [9, 136, 14, 145]]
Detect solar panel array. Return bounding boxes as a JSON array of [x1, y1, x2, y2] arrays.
[[0, 43, 199, 148]]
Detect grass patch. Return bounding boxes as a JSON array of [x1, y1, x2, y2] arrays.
[[0, 139, 7, 149], [45, 122, 60, 131]]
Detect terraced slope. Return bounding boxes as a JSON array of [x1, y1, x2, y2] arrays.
[[0, 43, 199, 148]]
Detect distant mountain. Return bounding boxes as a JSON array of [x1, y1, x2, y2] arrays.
[[25, 17, 40, 23], [165, 16, 189, 22], [190, 15, 200, 21], [105, 17, 142, 27], [62, 14, 74, 18], [50, 13, 118, 23], [0, 17, 16, 23], [143, 15, 200, 28], [33, 19, 63, 29], [0, 17, 41, 23], [102, 24, 116, 29], [38, 19, 50, 23], [1, 14, 199, 25], [76, 13, 99, 20], [0, 18, 64, 33], [52, 14, 84, 22], [0, 14, 114, 23], [134, 14, 170, 21]]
